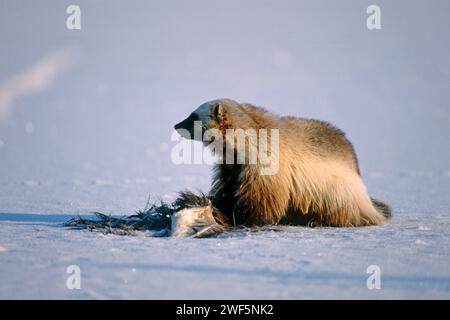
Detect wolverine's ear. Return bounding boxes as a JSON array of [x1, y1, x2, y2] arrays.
[[212, 102, 225, 121]]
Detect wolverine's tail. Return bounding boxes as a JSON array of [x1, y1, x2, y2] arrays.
[[371, 198, 392, 219]]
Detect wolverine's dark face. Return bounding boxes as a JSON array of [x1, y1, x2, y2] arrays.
[[174, 100, 221, 141], [174, 111, 200, 140]]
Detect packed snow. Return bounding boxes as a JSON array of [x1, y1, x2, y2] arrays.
[[0, 0, 449, 299]]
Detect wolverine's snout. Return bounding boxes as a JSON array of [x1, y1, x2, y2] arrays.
[[174, 121, 184, 130], [174, 113, 199, 130], [174, 119, 187, 131], [174, 112, 200, 140]]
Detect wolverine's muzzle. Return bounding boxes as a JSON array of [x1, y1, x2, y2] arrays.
[[174, 112, 199, 140]]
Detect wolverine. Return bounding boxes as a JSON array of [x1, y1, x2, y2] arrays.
[[174, 99, 391, 227]]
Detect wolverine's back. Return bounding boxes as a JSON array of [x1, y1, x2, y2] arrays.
[[278, 116, 361, 174]]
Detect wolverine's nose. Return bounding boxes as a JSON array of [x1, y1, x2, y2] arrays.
[[174, 119, 188, 130], [174, 113, 199, 130]]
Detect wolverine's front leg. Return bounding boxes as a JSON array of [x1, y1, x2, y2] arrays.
[[234, 165, 290, 225]]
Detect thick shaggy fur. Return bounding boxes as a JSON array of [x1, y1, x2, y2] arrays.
[[174, 99, 391, 227]]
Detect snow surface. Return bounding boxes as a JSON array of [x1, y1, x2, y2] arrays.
[[1, 174, 450, 299], [1, 0, 449, 299]]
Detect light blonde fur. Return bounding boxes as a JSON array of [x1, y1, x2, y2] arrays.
[[175, 99, 390, 227]]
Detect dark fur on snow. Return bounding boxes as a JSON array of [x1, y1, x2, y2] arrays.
[[65, 191, 231, 237]]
